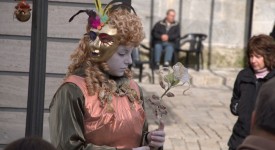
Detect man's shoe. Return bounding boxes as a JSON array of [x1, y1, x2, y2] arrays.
[[163, 61, 170, 67]]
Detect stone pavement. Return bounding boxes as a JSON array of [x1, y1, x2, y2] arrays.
[[133, 67, 239, 150], [141, 83, 236, 150]]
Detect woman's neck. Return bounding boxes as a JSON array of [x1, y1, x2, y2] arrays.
[[255, 68, 269, 79], [108, 74, 129, 87]]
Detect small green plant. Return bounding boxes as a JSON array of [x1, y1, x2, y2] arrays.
[[147, 62, 191, 120]]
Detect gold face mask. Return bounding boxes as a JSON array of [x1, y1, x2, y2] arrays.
[[86, 24, 120, 62], [69, 0, 137, 62]]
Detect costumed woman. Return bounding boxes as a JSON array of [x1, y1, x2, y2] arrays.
[[49, 1, 165, 150]]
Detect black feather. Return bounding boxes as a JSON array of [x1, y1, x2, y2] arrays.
[[103, 0, 136, 15], [69, 10, 87, 22], [68, 9, 97, 22]]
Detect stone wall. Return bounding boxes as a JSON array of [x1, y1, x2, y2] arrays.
[[133, 0, 275, 68]]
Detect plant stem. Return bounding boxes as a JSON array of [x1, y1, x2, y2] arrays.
[[161, 87, 171, 99]]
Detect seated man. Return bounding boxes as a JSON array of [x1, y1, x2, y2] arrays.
[[238, 77, 275, 150], [152, 9, 180, 68]]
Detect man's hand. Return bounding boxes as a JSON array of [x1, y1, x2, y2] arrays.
[[147, 120, 165, 148], [161, 34, 169, 42]]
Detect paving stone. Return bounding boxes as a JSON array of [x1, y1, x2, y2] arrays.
[[199, 140, 220, 150], [170, 138, 187, 150], [164, 138, 175, 150], [186, 140, 200, 150]]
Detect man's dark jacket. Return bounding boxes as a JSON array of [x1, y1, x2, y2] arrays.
[[151, 19, 180, 46], [228, 67, 275, 149]]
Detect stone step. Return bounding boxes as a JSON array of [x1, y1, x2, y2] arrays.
[[132, 65, 240, 88], [189, 69, 224, 88]]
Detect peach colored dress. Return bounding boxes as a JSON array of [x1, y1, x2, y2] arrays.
[[65, 75, 145, 149]]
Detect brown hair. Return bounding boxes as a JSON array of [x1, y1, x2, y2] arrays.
[[166, 9, 175, 15], [247, 34, 275, 70], [66, 8, 144, 96]]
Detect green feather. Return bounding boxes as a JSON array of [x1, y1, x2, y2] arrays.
[[93, 0, 103, 15], [100, 15, 108, 23]]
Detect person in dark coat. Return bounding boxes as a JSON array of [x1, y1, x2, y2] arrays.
[[238, 77, 275, 150], [151, 9, 180, 67], [228, 34, 275, 150]]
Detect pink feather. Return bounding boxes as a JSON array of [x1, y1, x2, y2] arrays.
[[89, 15, 101, 29]]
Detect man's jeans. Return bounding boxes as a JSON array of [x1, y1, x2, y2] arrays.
[[154, 42, 174, 64]]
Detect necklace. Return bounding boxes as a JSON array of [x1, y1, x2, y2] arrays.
[[98, 78, 142, 113]]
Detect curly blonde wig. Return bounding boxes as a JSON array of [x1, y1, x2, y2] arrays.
[[66, 7, 144, 97], [108, 8, 145, 47]]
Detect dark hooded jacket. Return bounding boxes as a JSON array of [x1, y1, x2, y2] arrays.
[[228, 67, 275, 149], [151, 19, 180, 46]]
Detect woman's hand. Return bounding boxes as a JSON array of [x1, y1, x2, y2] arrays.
[[132, 146, 150, 150], [147, 120, 165, 148]]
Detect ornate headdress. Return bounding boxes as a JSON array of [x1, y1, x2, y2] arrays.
[[69, 0, 137, 62]]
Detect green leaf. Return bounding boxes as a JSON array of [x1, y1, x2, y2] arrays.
[[171, 78, 180, 86], [164, 73, 174, 83]]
